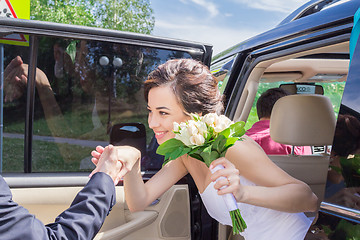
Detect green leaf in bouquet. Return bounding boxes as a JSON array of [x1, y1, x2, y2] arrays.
[[202, 151, 219, 167], [219, 127, 231, 138], [200, 145, 212, 163], [156, 138, 185, 155], [161, 146, 191, 167], [169, 146, 191, 161], [221, 137, 239, 153], [189, 145, 202, 155], [209, 151, 220, 165], [229, 121, 246, 138], [207, 126, 215, 140], [188, 146, 205, 162], [189, 152, 203, 162], [213, 135, 227, 153], [164, 152, 172, 161]]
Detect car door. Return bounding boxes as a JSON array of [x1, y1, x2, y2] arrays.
[[316, 27, 360, 238], [0, 17, 215, 240], [211, 1, 360, 239]]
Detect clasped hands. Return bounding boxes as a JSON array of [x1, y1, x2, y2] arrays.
[[90, 145, 140, 185]]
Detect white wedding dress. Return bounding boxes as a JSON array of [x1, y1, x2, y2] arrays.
[[199, 176, 312, 240]]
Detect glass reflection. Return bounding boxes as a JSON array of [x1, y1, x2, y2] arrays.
[[316, 40, 360, 239], [3, 35, 192, 172], [2, 44, 29, 172]]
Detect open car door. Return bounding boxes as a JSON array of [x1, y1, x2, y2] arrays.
[[0, 18, 215, 240]]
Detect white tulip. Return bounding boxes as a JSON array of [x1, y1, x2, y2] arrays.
[[190, 134, 205, 146]]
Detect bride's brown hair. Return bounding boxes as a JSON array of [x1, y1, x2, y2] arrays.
[[144, 59, 224, 115]]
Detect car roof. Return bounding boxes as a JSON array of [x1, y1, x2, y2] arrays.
[[212, 0, 360, 63], [0, 17, 212, 55]]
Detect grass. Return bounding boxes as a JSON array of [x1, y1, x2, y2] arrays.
[[2, 101, 151, 172], [2, 137, 94, 172]]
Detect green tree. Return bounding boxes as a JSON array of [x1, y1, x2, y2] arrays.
[[31, 0, 96, 27], [30, 0, 155, 34], [95, 0, 155, 34]]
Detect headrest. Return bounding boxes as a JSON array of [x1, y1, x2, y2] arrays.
[[270, 94, 336, 146]]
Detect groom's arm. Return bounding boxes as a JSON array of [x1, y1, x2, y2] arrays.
[[46, 172, 115, 239], [0, 173, 115, 240]]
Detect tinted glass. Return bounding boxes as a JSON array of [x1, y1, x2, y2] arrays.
[[2, 35, 194, 173], [210, 54, 237, 93], [317, 40, 360, 237], [325, 49, 360, 208], [1, 44, 29, 172]]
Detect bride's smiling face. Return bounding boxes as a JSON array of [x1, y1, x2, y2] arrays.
[[147, 85, 191, 145]]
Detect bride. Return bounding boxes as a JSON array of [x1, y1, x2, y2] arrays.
[[90, 58, 317, 240]]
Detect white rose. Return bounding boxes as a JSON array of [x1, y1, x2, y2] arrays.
[[214, 115, 233, 133], [203, 113, 218, 127], [175, 126, 193, 146], [219, 115, 232, 127], [190, 133, 205, 146]]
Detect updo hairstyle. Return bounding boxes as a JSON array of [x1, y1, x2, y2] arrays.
[[144, 58, 224, 115]]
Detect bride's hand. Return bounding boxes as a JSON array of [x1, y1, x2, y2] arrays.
[[90, 145, 141, 184], [91, 145, 105, 166], [209, 157, 245, 202]]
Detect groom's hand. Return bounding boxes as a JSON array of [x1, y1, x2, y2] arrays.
[[90, 145, 140, 185]]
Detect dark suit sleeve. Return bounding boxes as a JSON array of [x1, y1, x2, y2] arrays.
[[0, 172, 116, 240]]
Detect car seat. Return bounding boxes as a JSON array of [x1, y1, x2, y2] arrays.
[[269, 94, 336, 221]]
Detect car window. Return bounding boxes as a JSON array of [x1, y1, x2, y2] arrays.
[[324, 40, 360, 209], [245, 60, 346, 131], [210, 54, 237, 94], [317, 35, 360, 234], [2, 44, 29, 172], [2, 34, 196, 173]]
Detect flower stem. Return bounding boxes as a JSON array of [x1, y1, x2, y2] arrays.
[[229, 209, 247, 234]]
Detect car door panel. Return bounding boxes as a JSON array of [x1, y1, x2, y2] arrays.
[[11, 182, 190, 240]]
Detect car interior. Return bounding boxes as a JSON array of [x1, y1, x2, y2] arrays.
[[217, 40, 350, 240], [11, 182, 191, 239], [232, 42, 349, 123]]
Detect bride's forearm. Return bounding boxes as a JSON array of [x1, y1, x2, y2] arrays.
[[241, 182, 318, 213], [123, 160, 150, 212]]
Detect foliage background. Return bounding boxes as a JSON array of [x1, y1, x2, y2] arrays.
[[30, 0, 155, 34]]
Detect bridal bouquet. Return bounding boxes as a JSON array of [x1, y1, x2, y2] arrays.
[[156, 113, 247, 234]]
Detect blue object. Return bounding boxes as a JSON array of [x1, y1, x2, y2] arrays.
[[350, 7, 360, 62]]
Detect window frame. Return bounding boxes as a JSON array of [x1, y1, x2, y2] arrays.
[[0, 18, 212, 175]]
